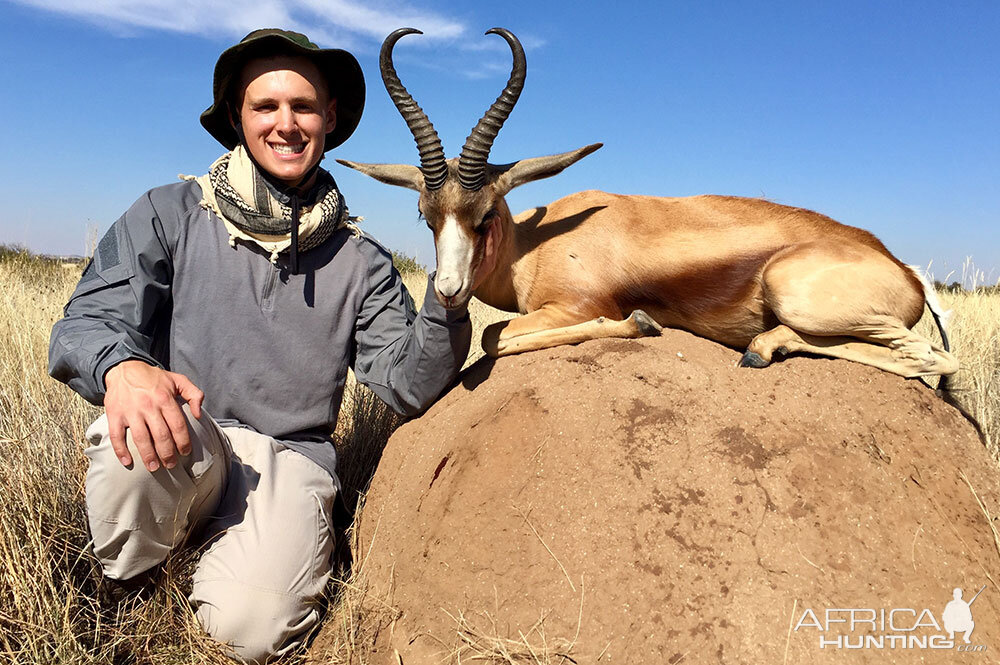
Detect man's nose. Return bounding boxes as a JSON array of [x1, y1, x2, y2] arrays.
[[276, 106, 296, 133]]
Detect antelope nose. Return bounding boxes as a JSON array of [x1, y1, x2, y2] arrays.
[[436, 274, 463, 299]]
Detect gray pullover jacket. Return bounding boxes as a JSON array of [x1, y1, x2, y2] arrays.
[[49, 179, 471, 484]]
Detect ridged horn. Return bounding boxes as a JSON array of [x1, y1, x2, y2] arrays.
[[458, 28, 526, 191], [380, 28, 448, 190]]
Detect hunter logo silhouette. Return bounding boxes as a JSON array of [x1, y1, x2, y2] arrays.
[[943, 585, 985, 644]]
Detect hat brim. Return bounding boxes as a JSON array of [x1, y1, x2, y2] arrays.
[[200, 34, 365, 152]]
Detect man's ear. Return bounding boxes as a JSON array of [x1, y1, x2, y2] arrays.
[[326, 98, 338, 133], [227, 101, 240, 131]]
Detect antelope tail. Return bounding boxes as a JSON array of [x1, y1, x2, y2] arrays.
[[907, 265, 952, 352]]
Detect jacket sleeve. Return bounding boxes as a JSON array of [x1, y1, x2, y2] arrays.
[[48, 190, 175, 405], [352, 244, 472, 417]]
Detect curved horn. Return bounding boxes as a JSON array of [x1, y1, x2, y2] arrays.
[[380, 28, 448, 190], [457, 28, 526, 191]]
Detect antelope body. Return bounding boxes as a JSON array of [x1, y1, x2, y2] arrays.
[[341, 28, 958, 380]]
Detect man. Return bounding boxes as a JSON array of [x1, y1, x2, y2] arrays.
[[49, 29, 498, 663]]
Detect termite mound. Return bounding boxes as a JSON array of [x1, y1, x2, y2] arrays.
[[340, 329, 999, 664]]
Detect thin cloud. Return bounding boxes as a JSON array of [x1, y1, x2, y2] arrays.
[[390, 30, 549, 81], [10, 0, 465, 47], [391, 52, 515, 82], [459, 60, 517, 81], [457, 32, 547, 52], [12, 0, 547, 77], [295, 0, 463, 39]]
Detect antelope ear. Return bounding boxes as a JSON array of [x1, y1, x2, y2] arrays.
[[336, 160, 425, 191], [491, 143, 603, 194]]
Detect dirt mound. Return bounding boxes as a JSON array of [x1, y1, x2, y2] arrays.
[[354, 330, 1000, 664]]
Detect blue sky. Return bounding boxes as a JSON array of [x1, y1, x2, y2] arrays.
[[1, 1, 997, 284]]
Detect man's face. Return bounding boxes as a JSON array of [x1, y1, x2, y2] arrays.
[[236, 55, 337, 188]]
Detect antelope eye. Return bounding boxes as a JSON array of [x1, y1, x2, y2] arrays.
[[478, 209, 498, 232]]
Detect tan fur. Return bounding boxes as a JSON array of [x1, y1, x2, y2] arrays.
[[473, 189, 956, 378]]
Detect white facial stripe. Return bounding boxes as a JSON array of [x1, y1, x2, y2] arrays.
[[435, 214, 475, 298]]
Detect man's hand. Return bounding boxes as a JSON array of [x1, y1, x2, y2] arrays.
[[103, 360, 204, 472], [472, 217, 503, 290]]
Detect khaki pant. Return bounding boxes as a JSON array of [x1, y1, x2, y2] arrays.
[[84, 406, 338, 664]]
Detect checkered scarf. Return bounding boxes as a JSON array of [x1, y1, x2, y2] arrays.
[[193, 145, 359, 265]]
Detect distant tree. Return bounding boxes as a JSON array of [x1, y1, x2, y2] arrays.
[[85, 223, 99, 259], [391, 251, 425, 276], [974, 283, 1000, 296]]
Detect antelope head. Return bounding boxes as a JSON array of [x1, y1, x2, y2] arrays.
[[338, 27, 601, 309]]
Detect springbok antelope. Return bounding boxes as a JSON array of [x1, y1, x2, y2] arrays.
[[339, 28, 958, 381]]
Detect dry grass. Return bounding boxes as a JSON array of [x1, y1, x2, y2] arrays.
[[914, 261, 1000, 457], [0, 251, 236, 664], [430, 575, 584, 664], [437, 608, 580, 664], [301, 503, 401, 665], [0, 246, 996, 663]]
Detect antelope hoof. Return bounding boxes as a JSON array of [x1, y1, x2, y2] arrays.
[[481, 322, 505, 358], [630, 310, 663, 337], [739, 350, 770, 368]]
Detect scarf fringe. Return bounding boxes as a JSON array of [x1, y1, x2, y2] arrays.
[[182, 147, 362, 259]]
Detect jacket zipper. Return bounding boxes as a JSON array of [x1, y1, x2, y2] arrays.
[[261, 264, 278, 312], [263, 194, 301, 310], [290, 194, 300, 274]]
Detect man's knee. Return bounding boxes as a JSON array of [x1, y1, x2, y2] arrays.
[[83, 407, 228, 579], [193, 579, 320, 663]]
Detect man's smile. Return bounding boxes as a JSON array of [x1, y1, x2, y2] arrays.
[[268, 142, 306, 155]]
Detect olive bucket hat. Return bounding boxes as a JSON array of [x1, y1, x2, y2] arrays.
[[200, 28, 365, 152]]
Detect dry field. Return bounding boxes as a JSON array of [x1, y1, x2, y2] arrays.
[[0, 246, 996, 664]]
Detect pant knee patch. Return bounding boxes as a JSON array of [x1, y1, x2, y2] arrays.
[[192, 579, 319, 663]]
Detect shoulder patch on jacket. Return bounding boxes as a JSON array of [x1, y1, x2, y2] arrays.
[[97, 226, 121, 269]]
